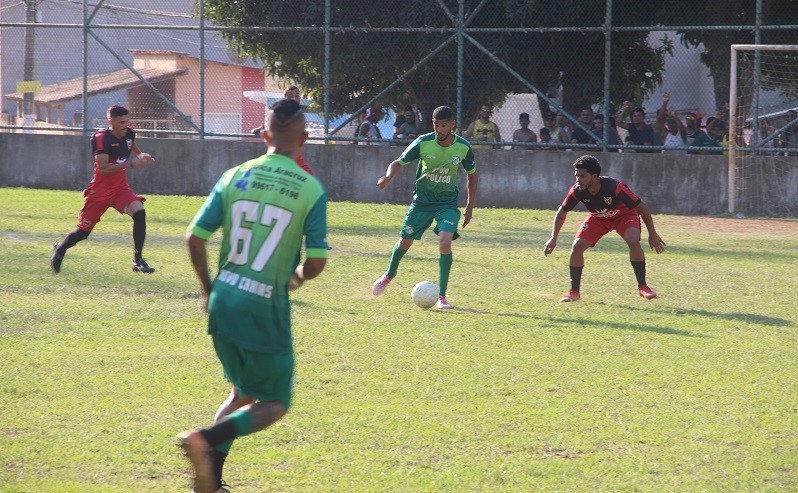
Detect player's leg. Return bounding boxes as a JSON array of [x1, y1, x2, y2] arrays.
[[51, 192, 107, 273], [179, 338, 293, 492], [120, 194, 154, 273], [618, 213, 656, 299], [206, 388, 256, 491], [372, 205, 430, 295], [561, 215, 609, 302], [432, 208, 460, 309]]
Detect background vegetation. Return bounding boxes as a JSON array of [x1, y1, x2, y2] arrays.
[[201, 0, 798, 124]]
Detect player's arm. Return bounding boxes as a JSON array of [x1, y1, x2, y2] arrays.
[[289, 257, 327, 291], [543, 206, 569, 256], [462, 171, 478, 228], [377, 159, 404, 190], [635, 200, 666, 254], [96, 152, 127, 175], [493, 124, 502, 149], [615, 101, 631, 130], [186, 233, 213, 311], [462, 121, 476, 138]]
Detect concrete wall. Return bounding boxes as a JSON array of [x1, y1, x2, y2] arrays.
[[2, 133, 797, 216]]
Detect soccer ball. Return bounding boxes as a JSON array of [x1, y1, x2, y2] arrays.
[[411, 281, 438, 309]]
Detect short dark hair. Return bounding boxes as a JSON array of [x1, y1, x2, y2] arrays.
[[108, 105, 129, 118], [433, 106, 454, 121], [573, 154, 601, 175], [269, 98, 304, 128], [593, 113, 604, 121], [519, 112, 530, 120]]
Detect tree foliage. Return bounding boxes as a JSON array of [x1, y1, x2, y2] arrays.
[[200, 0, 796, 131], [656, 0, 798, 112]]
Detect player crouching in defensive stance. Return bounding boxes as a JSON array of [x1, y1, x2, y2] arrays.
[[543, 154, 666, 302], [51, 105, 156, 274]]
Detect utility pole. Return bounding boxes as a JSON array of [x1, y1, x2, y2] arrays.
[[23, 0, 38, 129]]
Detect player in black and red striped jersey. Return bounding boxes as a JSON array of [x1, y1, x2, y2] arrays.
[[51, 105, 157, 274], [543, 154, 666, 302]]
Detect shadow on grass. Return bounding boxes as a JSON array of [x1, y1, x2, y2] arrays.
[[451, 307, 703, 337], [609, 304, 794, 327]]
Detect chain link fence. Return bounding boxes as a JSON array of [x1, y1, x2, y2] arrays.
[[2, 0, 797, 155]]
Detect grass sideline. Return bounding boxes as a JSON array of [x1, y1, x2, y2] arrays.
[[1, 187, 797, 492]]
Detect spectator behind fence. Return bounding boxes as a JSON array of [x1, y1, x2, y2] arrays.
[[511, 113, 538, 149], [554, 111, 573, 145], [463, 103, 501, 149], [705, 114, 727, 155], [569, 108, 596, 146], [780, 109, 798, 155], [393, 104, 422, 139], [592, 113, 623, 150], [543, 111, 561, 148], [358, 106, 384, 145], [684, 112, 718, 154], [539, 127, 556, 149], [616, 101, 656, 152], [351, 110, 366, 144], [749, 118, 780, 155], [656, 94, 687, 154]]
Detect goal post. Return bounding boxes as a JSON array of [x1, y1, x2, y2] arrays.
[[729, 44, 798, 216]]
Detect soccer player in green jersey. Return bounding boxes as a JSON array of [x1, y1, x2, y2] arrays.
[[178, 98, 328, 493], [372, 105, 479, 309]]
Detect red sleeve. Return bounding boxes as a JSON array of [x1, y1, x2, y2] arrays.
[[93, 130, 107, 155], [615, 181, 641, 209], [561, 187, 579, 211]]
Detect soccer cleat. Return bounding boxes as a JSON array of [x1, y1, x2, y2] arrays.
[[178, 430, 215, 493], [132, 258, 155, 273], [371, 273, 392, 296], [559, 290, 581, 303], [638, 284, 657, 300], [434, 295, 453, 310], [51, 242, 64, 274]]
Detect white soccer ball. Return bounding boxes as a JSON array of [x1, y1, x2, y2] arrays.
[[411, 281, 438, 309]]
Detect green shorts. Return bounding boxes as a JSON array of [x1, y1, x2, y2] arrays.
[[400, 204, 461, 240], [212, 334, 295, 410]]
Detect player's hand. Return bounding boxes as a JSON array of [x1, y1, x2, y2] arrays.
[[377, 176, 390, 190], [649, 233, 666, 254], [289, 267, 304, 291], [543, 238, 557, 256], [462, 207, 473, 228]]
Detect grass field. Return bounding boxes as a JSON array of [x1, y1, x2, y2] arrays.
[[1, 187, 796, 492]]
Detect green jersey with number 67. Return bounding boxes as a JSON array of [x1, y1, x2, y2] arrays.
[[188, 153, 328, 353], [398, 133, 476, 209]]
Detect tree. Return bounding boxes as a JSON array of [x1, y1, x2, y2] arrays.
[[657, 0, 798, 113], [200, 0, 671, 133]]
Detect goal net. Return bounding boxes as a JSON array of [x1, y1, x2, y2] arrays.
[[729, 45, 798, 216]]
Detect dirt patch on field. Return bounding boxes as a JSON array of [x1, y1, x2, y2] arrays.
[[668, 216, 798, 235]]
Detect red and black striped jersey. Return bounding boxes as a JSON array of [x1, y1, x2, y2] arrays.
[[562, 176, 640, 218]]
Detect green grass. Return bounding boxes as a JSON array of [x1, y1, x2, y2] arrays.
[[1, 187, 796, 492]]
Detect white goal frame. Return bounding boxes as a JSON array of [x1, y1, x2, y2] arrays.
[[728, 44, 798, 214]]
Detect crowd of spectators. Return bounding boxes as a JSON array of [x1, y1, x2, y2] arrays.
[[359, 96, 798, 155]]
